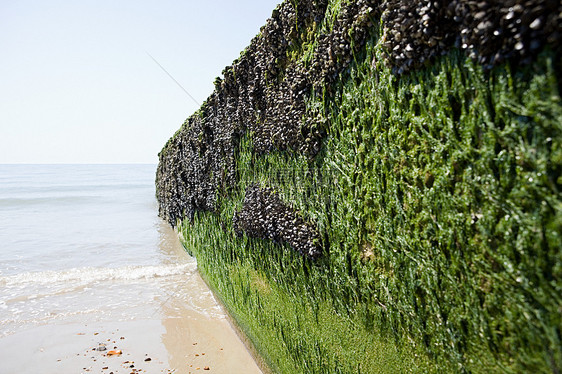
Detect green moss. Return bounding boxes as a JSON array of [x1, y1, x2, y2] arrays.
[[175, 10, 562, 374], [180, 208, 435, 374]]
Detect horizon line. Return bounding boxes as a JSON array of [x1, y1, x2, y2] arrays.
[[0, 162, 158, 165]]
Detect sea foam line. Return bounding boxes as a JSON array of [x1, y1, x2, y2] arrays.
[[0, 263, 196, 287]]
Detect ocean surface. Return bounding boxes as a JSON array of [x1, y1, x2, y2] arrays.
[[0, 164, 223, 339]]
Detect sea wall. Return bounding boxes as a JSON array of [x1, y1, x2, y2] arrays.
[[156, 1, 562, 372]]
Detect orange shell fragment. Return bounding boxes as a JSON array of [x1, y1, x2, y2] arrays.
[[106, 350, 122, 356]]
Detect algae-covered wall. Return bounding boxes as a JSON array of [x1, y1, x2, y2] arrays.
[[156, 1, 562, 372]]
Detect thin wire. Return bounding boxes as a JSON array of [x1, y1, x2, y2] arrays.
[[146, 51, 201, 107]]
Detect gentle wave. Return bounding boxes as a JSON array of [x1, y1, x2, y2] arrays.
[[0, 263, 196, 287], [0, 182, 152, 194], [0, 183, 152, 206], [0, 195, 103, 207]]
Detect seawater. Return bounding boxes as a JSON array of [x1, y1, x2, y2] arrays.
[[0, 164, 222, 338]]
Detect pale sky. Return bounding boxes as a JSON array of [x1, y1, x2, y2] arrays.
[[0, 0, 281, 164]]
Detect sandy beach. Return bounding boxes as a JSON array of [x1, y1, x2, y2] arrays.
[[0, 165, 262, 374], [0, 269, 262, 374]]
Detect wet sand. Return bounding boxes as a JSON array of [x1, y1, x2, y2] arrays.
[[0, 269, 262, 374], [0, 222, 263, 374], [0, 166, 262, 373]]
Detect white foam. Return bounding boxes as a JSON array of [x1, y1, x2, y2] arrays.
[[0, 263, 196, 288]]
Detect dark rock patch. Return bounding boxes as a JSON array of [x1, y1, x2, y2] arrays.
[[381, 0, 562, 74], [233, 184, 322, 260]]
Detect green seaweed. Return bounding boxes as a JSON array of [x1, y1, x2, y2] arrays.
[[173, 8, 562, 374]]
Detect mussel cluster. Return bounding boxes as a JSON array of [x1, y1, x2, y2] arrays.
[[156, 111, 238, 225], [240, 1, 378, 155], [233, 184, 322, 259], [157, 0, 561, 256], [156, 0, 375, 234], [381, 0, 562, 73], [213, 0, 377, 156], [308, 0, 379, 93], [156, 0, 328, 226], [300, 0, 378, 152]]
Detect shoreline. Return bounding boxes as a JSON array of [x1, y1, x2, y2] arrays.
[[177, 228, 272, 374], [194, 265, 273, 374], [0, 266, 263, 374]]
